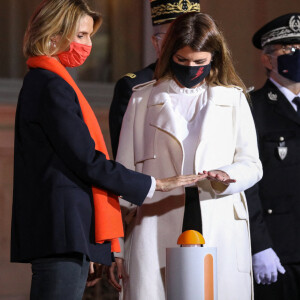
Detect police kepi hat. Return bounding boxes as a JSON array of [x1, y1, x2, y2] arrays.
[[252, 13, 300, 49], [150, 0, 200, 26]]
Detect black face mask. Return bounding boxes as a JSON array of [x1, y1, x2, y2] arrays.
[[277, 49, 300, 82], [170, 59, 211, 88]]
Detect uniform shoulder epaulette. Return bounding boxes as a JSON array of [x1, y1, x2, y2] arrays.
[[123, 73, 137, 79], [132, 80, 156, 92]]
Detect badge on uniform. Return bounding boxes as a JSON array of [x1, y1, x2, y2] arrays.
[[277, 137, 287, 160], [268, 91, 278, 101]]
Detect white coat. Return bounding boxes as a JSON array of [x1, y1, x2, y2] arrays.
[[116, 80, 263, 300]]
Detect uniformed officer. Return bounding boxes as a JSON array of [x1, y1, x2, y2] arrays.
[[245, 13, 300, 300], [109, 0, 200, 158]]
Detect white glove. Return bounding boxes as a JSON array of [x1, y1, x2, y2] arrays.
[[252, 248, 286, 285]]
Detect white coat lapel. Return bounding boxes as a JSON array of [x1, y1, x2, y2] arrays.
[[146, 82, 186, 175], [147, 83, 188, 144], [195, 86, 236, 172], [194, 86, 235, 141]]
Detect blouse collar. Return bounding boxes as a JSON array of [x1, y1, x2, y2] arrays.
[[170, 79, 207, 94]]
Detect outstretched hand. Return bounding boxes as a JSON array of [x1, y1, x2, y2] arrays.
[[155, 174, 207, 192], [203, 170, 236, 185]]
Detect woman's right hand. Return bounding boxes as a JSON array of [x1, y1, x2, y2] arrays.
[[203, 170, 236, 193], [107, 257, 128, 292], [155, 173, 207, 192]]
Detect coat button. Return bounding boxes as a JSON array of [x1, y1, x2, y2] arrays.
[[267, 209, 273, 214]]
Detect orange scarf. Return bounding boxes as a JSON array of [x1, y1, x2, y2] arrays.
[[27, 56, 123, 252]]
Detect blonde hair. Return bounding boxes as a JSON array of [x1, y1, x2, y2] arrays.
[[23, 0, 102, 58], [155, 12, 248, 96]]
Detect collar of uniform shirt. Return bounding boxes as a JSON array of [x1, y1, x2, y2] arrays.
[[269, 77, 300, 111]]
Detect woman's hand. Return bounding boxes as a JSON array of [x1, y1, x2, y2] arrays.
[[203, 170, 236, 185], [203, 170, 236, 193], [106, 257, 129, 292], [86, 262, 103, 287], [155, 174, 207, 192]]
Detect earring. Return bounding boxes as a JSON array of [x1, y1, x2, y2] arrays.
[[49, 40, 56, 48]]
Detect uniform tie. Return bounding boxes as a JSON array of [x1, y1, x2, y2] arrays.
[[292, 96, 300, 117]]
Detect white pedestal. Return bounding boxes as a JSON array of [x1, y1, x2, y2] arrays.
[[166, 247, 217, 300]]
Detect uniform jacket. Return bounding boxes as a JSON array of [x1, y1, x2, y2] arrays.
[[116, 80, 263, 300], [109, 63, 156, 158], [246, 79, 300, 264], [11, 68, 151, 265]]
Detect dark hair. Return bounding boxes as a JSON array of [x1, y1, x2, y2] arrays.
[[155, 12, 247, 94]]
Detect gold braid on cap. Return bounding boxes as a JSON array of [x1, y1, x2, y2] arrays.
[[152, 0, 200, 25]]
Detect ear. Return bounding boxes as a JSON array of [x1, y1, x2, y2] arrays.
[[151, 35, 160, 57], [50, 36, 57, 43], [261, 53, 273, 71], [50, 34, 62, 45]]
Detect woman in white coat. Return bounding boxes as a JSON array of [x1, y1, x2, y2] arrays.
[[109, 12, 262, 300]]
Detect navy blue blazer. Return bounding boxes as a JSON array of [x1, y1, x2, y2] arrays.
[[11, 68, 152, 265]]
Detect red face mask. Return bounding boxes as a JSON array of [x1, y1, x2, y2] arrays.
[[57, 41, 92, 68]]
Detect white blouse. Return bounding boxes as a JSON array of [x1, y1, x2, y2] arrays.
[[168, 80, 208, 175]]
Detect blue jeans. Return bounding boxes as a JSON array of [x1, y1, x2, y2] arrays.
[[30, 253, 90, 300]]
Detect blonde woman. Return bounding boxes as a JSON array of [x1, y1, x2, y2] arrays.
[[109, 12, 263, 300], [10, 1, 205, 299]]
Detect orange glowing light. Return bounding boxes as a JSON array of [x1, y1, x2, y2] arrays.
[[177, 230, 205, 245]]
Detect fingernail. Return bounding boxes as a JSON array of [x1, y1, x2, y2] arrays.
[[119, 275, 122, 279]]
